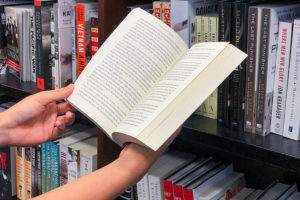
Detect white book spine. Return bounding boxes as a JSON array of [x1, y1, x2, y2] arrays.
[[271, 21, 293, 135], [137, 175, 149, 200], [71, 5, 77, 83], [148, 175, 163, 200], [67, 161, 79, 183], [80, 152, 97, 177], [283, 19, 300, 140], [30, 11, 36, 82]]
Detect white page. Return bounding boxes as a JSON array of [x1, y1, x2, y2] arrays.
[[68, 8, 188, 136], [116, 42, 229, 137]]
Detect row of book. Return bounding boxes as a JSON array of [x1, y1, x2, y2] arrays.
[[0, 97, 98, 200], [0, 0, 98, 90], [119, 149, 300, 200], [149, 0, 300, 140]]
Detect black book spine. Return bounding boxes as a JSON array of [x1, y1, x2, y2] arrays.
[[35, 0, 52, 90], [244, 7, 258, 133], [230, 2, 249, 130], [36, 145, 42, 195], [255, 8, 270, 135], [30, 146, 37, 197], [218, 0, 232, 127]]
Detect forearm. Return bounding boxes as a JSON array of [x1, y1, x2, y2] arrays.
[[0, 112, 10, 146], [33, 156, 148, 200]]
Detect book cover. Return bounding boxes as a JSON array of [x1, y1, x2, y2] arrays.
[[5, 6, 21, 79], [57, 0, 75, 88], [0, 147, 16, 200], [230, 1, 249, 131], [217, 0, 233, 127], [244, 6, 261, 133], [29, 9, 36, 82], [15, 147, 24, 200], [76, 2, 98, 77], [35, 0, 54, 90], [271, 21, 293, 135], [90, 17, 98, 56], [24, 147, 32, 199], [162, 2, 171, 27], [153, 1, 162, 20]]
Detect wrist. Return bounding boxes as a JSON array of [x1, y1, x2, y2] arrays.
[[0, 112, 11, 146]]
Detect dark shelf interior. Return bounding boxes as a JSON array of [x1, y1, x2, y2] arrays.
[[0, 74, 38, 98], [177, 115, 300, 174]]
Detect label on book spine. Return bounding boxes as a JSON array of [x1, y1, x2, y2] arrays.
[[153, 1, 162, 20], [183, 189, 194, 200], [76, 4, 86, 76]]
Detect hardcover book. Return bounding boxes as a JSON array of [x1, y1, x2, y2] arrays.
[[67, 8, 247, 151]]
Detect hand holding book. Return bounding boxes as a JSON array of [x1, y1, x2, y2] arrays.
[[68, 8, 247, 151]]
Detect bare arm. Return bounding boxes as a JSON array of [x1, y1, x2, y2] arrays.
[[33, 128, 181, 200]]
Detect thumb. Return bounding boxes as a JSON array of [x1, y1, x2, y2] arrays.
[[35, 84, 75, 105]]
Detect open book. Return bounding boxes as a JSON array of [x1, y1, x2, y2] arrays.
[[67, 8, 247, 151]]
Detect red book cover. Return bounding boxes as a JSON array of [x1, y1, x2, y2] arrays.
[[76, 4, 86, 76], [91, 17, 98, 56], [163, 180, 174, 200], [173, 184, 184, 200], [183, 189, 194, 200]]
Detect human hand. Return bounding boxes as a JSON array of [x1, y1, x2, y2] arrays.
[[0, 84, 76, 146], [117, 127, 182, 183]]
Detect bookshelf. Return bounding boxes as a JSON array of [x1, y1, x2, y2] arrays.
[[1, 0, 300, 197]]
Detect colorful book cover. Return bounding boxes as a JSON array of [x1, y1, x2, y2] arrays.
[[0, 147, 15, 200]]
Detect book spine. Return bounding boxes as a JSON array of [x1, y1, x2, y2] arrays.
[[67, 148, 80, 183], [163, 180, 174, 200], [41, 143, 46, 193], [0, 5, 7, 74], [206, 16, 218, 119], [30, 11, 36, 83], [50, 6, 57, 89], [80, 151, 96, 177], [50, 142, 55, 190], [16, 147, 24, 200], [244, 7, 258, 133], [230, 2, 248, 131], [35, 0, 52, 90], [30, 147, 36, 197], [46, 142, 51, 192], [59, 143, 68, 186], [255, 8, 271, 135], [53, 4, 59, 89], [194, 16, 202, 43], [72, 5, 77, 82], [153, 1, 162, 20], [91, 17, 99, 56], [149, 175, 163, 200], [183, 189, 194, 200], [162, 2, 171, 27], [36, 145, 42, 195], [137, 175, 149, 200], [271, 21, 292, 135], [54, 144, 60, 189], [200, 175, 245, 200], [283, 20, 300, 140], [76, 4, 86, 77], [173, 185, 184, 200], [24, 147, 32, 199], [218, 1, 232, 126]]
